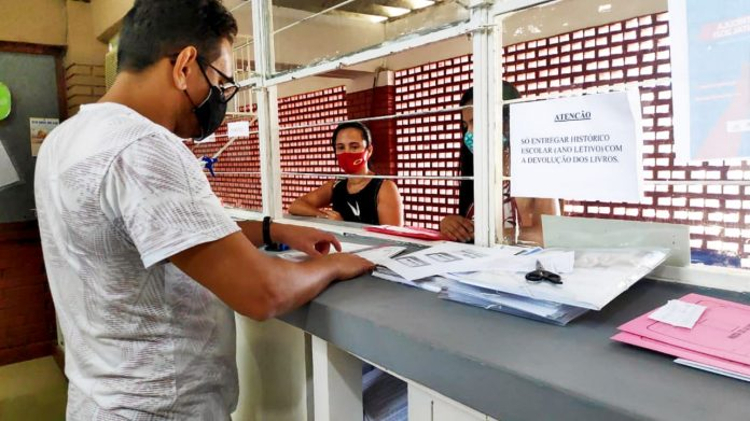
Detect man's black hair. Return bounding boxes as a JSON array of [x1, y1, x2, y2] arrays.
[[118, 0, 238, 72], [330, 122, 372, 149]]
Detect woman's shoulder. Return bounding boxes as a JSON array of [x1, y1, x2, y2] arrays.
[[377, 179, 401, 197]]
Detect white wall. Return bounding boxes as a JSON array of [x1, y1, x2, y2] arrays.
[[90, 0, 133, 41], [0, 0, 67, 46], [65, 0, 108, 66]]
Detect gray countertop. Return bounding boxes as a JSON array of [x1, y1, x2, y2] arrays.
[[280, 275, 750, 421]]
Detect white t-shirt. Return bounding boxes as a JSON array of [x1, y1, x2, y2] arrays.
[[34, 103, 241, 420]]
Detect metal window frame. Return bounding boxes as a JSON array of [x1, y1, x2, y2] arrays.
[[239, 0, 750, 291], [249, 0, 498, 238]]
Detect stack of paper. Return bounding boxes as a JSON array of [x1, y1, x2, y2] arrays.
[[448, 248, 668, 310], [279, 242, 405, 264], [612, 294, 750, 382], [372, 267, 450, 294], [371, 245, 666, 324], [372, 267, 589, 326], [437, 280, 589, 325], [376, 242, 537, 282]]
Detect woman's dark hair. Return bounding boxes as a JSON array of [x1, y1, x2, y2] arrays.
[[118, 0, 238, 73], [458, 87, 475, 217], [330, 122, 372, 149], [459, 88, 474, 136], [459, 87, 473, 107], [457, 82, 521, 217]]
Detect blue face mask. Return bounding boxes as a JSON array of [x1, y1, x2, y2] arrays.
[[463, 130, 474, 153]]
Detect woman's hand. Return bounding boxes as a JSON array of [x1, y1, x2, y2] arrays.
[[318, 209, 344, 221], [439, 215, 474, 242]]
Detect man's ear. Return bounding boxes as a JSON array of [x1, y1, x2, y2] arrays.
[[172, 46, 199, 91]]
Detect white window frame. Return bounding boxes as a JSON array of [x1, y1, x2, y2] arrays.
[[232, 0, 750, 293]]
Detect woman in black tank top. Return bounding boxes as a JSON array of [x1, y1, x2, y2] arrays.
[[331, 178, 384, 225], [288, 122, 404, 226]]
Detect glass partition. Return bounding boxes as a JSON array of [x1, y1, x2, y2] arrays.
[[274, 37, 472, 231], [270, 0, 469, 77], [498, 0, 750, 269]]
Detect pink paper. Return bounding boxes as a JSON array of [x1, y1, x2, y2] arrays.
[[612, 331, 750, 377], [617, 293, 750, 366], [364, 225, 445, 241]]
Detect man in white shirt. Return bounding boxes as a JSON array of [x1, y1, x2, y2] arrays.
[[34, 0, 373, 419]]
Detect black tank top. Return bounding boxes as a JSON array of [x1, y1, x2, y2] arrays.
[[331, 178, 384, 225]]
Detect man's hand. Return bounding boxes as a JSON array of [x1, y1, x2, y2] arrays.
[[272, 224, 342, 256], [440, 215, 474, 242], [327, 253, 375, 280]]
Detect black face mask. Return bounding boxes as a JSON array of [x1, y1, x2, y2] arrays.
[[184, 63, 228, 141]]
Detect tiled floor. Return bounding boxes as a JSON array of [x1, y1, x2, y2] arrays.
[[0, 356, 67, 420]]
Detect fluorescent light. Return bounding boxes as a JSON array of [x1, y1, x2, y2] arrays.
[[379, 5, 411, 17], [367, 15, 389, 23], [406, 0, 435, 9], [598, 4, 612, 13]]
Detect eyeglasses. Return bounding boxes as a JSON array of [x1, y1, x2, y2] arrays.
[[170, 53, 240, 104], [196, 56, 240, 104]]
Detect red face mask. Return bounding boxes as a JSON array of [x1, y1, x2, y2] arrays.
[[336, 151, 369, 174]]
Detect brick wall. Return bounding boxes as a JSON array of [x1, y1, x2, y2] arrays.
[[279, 86, 348, 210], [395, 55, 472, 229], [66, 63, 106, 116], [503, 13, 750, 268], [346, 86, 398, 175], [188, 116, 263, 210], [0, 222, 57, 367]]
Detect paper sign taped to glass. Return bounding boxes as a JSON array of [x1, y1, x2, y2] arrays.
[[509, 90, 644, 203]]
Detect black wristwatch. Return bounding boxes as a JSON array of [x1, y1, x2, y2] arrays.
[[262, 217, 289, 252], [262, 216, 274, 247]]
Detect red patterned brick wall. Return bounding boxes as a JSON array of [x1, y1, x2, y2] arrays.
[[346, 86, 398, 176], [503, 12, 750, 267], [395, 55, 473, 230], [278, 86, 347, 210], [188, 116, 262, 211]]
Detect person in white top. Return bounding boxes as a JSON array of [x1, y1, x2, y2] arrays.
[[34, 1, 373, 419]]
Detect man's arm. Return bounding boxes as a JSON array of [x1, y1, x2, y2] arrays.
[[516, 197, 560, 245], [171, 232, 373, 321], [237, 220, 264, 247], [237, 220, 343, 256]]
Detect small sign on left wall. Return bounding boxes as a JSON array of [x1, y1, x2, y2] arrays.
[[30, 117, 59, 156]]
